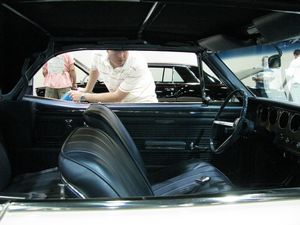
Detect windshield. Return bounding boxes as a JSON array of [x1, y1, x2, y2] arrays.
[[218, 39, 300, 105]]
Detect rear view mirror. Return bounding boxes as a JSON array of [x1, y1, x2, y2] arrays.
[[268, 54, 281, 68]]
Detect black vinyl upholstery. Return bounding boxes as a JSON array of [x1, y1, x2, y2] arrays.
[[84, 104, 146, 175], [152, 160, 232, 196], [60, 127, 153, 198], [59, 104, 232, 198], [4, 168, 60, 198], [0, 141, 60, 198]]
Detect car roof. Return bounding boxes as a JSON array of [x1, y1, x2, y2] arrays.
[[2, 0, 300, 95], [3, 0, 300, 48]]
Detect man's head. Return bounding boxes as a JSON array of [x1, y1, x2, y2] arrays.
[[293, 49, 300, 58], [107, 50, 129, 68]]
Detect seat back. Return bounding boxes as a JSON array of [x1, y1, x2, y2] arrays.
[[59, 127, 154, 198], [84, 105, 147, 177]]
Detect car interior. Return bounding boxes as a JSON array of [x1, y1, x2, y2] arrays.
[[1, 83, 300, 200], [1, 1, 300, 201]]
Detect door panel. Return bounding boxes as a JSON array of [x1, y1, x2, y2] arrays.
[[8, 98, 241, 175], [0, 99, 86, 174], [110, 104, 242, 171]]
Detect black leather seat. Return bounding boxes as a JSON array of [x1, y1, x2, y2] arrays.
[[0, 141, 60, 199], [59, 105, 232, 198]]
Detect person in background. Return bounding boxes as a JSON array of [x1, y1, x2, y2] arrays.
[[252, 56, 275, 90], [69, 50, 157, 103], [286, 49, 300, 103], [42, 53, 77, 99]]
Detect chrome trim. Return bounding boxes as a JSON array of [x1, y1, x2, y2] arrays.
[[4, 187, 300, 212], [0, 203, 10, 222], [0, 196, 26, 200], [138, 2, 159, 39], [61, 176, 86, 199], [4, 199, 300, 225], [213, 120, 234, 127]]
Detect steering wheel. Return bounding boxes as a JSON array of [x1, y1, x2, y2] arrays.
[[210, 89, 248, 154]]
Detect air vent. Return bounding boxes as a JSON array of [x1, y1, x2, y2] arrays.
[[290, 114, 300, 132], [279, 111, 289, 129]]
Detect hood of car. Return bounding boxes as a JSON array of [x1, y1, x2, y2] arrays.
[[2, 0, 300, 95]]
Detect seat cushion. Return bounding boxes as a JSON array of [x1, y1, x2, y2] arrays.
[[59, 127, 154, 198], [4, 167, 61, 199], [84, 104, 231, 196], [152, 161, 232, 196], [82, 105, 233, 197], [59, 127, 233, 198]]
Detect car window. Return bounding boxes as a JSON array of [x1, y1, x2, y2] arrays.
[[218, 39, 300, 105], [149, 67, 185, 83], [172, 70, 184, 82], [162, 68, 183, 83], [150, 67, 164, 82], [31, 50, 227, 103]]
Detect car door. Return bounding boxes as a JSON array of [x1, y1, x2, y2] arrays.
[[0, 98, 86, 174], [5, 97, 240, 176], [172, 66, 202, 102], [149, 65, 181, 102], [107, 103, 242, 174]]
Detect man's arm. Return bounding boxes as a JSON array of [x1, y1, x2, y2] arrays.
[[70, 88, 128, 103], [84, 69, 100, 93]]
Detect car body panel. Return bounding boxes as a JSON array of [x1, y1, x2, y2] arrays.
[[2, 189, 300, 224]]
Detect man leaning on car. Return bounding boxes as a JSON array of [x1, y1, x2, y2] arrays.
[[69, 50, 158, 103]]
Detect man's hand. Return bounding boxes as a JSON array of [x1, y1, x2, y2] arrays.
[[69, 90, 84, 102], [77, 87, 87, 92]]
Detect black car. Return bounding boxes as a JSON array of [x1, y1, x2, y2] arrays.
[[148, 63, 228, 101], [35, 59, 228, 102], [1, 1, 300, 223]]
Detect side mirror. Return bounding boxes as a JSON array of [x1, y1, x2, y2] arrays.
[[268, 54, 281, 68]]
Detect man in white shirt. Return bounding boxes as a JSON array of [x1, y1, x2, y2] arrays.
[[69, 50, 158, 103], [286, 49, 300, 103]]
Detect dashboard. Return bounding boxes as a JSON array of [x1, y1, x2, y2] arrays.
[[248, 98, 300, 156]]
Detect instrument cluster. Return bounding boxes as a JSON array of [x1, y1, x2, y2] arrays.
[[256, 105, 300, 155]]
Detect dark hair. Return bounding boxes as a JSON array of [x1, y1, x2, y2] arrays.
[[293, 49, 300, 56]]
